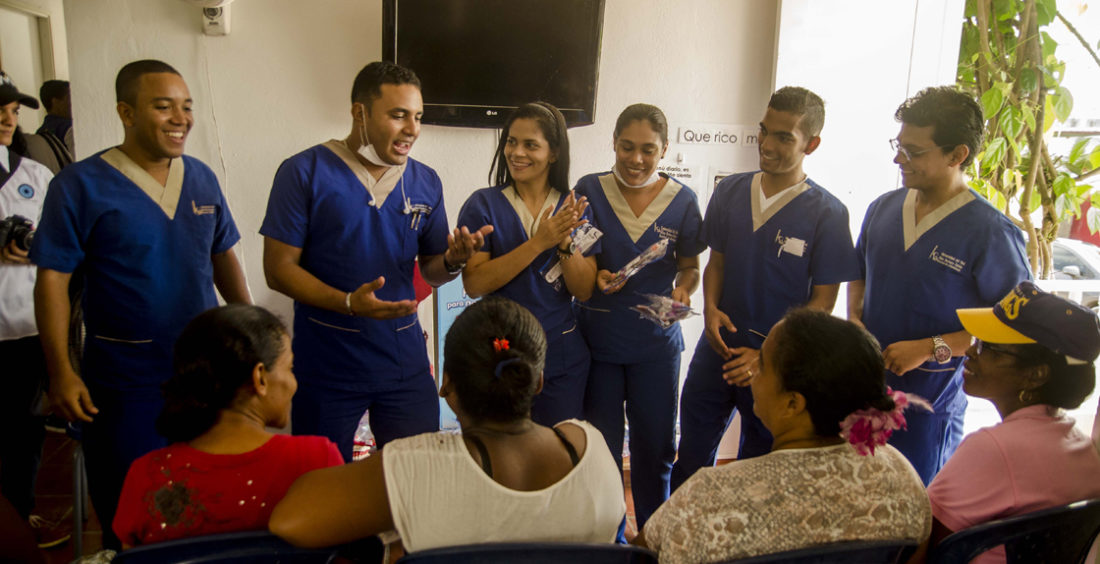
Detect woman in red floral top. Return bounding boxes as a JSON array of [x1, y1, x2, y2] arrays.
[[112, 305, 343, 548]]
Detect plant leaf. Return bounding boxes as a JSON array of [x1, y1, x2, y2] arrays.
[[1052, 87, 1074, 121], [1089, 206, 1100, 234], [981, 88, 1005, 119]]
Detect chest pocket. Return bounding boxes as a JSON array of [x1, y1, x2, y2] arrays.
[[402, 203, 432, 259]]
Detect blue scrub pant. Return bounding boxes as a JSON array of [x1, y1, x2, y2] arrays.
[[82, 387, 166, 550], [530, 327, 590, 427], [583, 355, 679, 531], [291, 371, 440, 462], [888, 402, 966, 485], [0, 336, 47, 519], [670, 341, 772, 493]]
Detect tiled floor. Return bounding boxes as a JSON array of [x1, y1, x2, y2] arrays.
[[34, 430, 103, 563]]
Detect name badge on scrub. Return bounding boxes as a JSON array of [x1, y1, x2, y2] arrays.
[[543, 223, 603, 286], [775, 229, 806, 258]]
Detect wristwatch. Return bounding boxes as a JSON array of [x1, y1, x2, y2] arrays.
[[443, 254, 465, 275], [931, 335, 952, 364]]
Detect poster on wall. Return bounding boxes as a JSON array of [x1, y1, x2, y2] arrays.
[[433, 278, 479, 430]]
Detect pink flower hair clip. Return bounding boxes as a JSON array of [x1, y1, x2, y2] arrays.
[[839, 387, 933, 456]]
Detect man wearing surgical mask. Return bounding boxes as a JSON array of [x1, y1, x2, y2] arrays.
[[261, 61, 490, 461]]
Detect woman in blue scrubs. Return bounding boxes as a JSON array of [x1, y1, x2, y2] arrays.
[[575, 104, 705, 536], [457, 102, 597, 427]]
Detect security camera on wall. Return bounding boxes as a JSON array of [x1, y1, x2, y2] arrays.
[[180, 0, 234, 35]]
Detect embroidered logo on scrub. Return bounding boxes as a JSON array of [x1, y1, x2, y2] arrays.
[[929, 245, 966, 273], [192, 200, 216, 216], [774, 229, 806, 258], [653, 224, 679, 243], [17, 184, 33, 198]]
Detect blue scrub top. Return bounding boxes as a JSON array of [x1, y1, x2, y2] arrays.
[[260, 145, 449, 392], [857, 188, 1031, 408], [32, 150, 240, 391], [704, 172, 860, 348], [575, 173, 706, 363], [456, 185, 598, 338]]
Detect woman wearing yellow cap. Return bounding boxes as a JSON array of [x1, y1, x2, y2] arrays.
[[913, 281, 1100, 563]]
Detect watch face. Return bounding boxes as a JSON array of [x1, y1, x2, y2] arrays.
[[934, 344, 952, 364]]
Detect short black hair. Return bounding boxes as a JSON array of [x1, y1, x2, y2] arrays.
[[115, 60, 181, 106], [444, 297, 546, 423], [895, 86, 984, 167], [350, 61, 421, 108], [39, 80, 69, 109], [489, 102, 571, 194], [768, 86, 825, 138], [771, 308, 896, 437], [1003, 343, 1096, 409], [614, 103, 669, 147], [157, 305, 288, 443]]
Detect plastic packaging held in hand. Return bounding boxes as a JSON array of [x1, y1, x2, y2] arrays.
[[603, 238, 669, 293], [352, 410, 376, 461], [543, 223, 603, 284], [630, 293, 697, 329]]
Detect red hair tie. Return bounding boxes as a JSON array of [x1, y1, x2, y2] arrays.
[[493, 337, 510, 352]]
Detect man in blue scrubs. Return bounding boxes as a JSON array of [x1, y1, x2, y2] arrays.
[[848, 86, 1030, 484], [32, 60, 251, 549], [261, 62, 489, 461], [671, 87, 861, 491]]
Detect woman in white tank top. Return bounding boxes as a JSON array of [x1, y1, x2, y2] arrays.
[[270, 296, 625, 554]]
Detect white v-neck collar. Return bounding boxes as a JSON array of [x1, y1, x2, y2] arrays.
[[323, 139, 406, 208], [100, 148, 185, 219], [598, 173, 680, 243], [503, 185, 559, 239], [901, 189, 975, 251], [750, 172, 810, 232]]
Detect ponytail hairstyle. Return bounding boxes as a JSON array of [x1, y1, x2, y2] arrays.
[[444, 297, 546, 423], [156, 304, 288, 443], [489, 101, 571, 194]]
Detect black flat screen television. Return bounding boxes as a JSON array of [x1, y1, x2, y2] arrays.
[[382, 0, 605, 128]]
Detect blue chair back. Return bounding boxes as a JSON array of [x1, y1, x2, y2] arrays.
[[718, 539, 917, 563], [396, 542, 658, 563], [111, 530, 382, 563], [930, 498, 1100, 564]]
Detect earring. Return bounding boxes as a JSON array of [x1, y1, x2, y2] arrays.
[[1018, 389, 1034, 404]]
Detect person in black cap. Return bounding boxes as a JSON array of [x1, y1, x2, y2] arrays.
[[0, 70, 60, 544], [912, 281, 1100, 563]]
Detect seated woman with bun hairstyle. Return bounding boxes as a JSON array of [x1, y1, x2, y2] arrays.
[[914, 281, 1100, 563], [270, 296, 625, 554], [112, 305, 343, 548], [638, 308, 931, 563]]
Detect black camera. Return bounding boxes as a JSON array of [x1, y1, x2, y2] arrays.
[[0, 215, 35, 252]]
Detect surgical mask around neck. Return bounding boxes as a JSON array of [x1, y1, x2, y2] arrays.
[[356, 107, 397, 168], [612, 163, 661, 189]]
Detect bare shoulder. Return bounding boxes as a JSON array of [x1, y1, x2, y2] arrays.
[[553, 420, 588, 458]]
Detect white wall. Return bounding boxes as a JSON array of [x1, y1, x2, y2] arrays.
[[0, 0, 68, 131], [62, 0, 778, 325]]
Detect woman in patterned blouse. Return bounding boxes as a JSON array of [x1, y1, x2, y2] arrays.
[[636, 308, 931, 564]]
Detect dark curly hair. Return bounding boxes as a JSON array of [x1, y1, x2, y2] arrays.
[[771, 308, 896, 437], [895, 86, 984, 167], [116, 59, 180, 106], [489, 102, 571, 195], [156, 305, 287, 443], [444, 297, 547, 423]]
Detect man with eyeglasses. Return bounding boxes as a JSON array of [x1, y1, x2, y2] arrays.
[[847, 86, 1031, 485]]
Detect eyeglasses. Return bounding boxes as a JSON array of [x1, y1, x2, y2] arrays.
[[974, 339, 1027, 359], [889, 138, 940, 162]]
